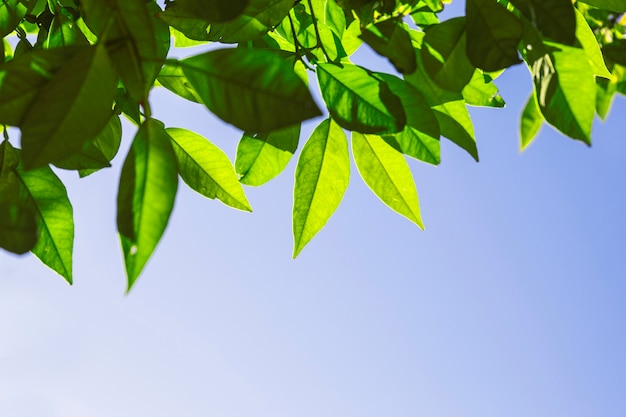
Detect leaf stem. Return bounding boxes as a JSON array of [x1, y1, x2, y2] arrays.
[[307, 0, 332, 62]]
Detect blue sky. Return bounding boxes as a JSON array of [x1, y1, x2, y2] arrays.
[[1, 3, 626, 417]]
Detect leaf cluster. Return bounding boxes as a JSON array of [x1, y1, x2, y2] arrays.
[[0, 0, 624, 290]]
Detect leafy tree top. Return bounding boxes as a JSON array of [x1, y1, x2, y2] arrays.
[[0, 0, 624, 290]]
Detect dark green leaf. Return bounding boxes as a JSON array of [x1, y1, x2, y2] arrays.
[[293, 118, 349, 257], [164, 0, 249, 23], [157, 62, 202, 103], [374, 72, 440, 164], [465, 0, 523, 71], [53, 114, 122, 175], [236, 124, 300, 186], [317, 63, 406, 134], [421, 17, 475, 92], [166, 127, 252, 211], [361, 19, 417, 74], [577, 0, 626, 12], [117, 118, 178, 291], [181, 48, 321, 132], [20, 43, 117, 169], [352, 132, 424, 228], [0, 0, 30, 38], [508, 0, 576, 45]]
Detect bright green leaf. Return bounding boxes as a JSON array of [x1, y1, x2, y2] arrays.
[[117, 118, 178, 291], [462, 70, 505, 108], [236, 124, 300, 186], [352, 132, 424, 228], [157, 63, 202, 103], [293, 118, 349, 257], [574, 8, 613, 79], [577, 0, 626, 12], [166, 127, 252, 212]]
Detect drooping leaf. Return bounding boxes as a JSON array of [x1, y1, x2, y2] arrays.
[[374, 72, 441, 165], [574, 8, 613, 79], [465, 0, 523, 71], [181, 48, 321, 132], [166, 127, 252, 211], [14, 145, 74, 283], [421, 17, 475, 92], [293, 118, 349, 257], [360, 18, 417, 74], [520, 93, 543, 150], [531, 45, 596, 144], [53, 114, 122, 175], [317, 63, 406, 134], [236, 124, 300, 186], [508, 0, 576, 45], [352, 132, 424, 228], [20, 43, 117, 169], [117, 118, 178, 290]]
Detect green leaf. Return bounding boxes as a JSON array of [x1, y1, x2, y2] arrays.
[[360, 19, 417, 74], [462, 70, 505, 108], [317, 63, 406, 134], [531, 45, 595, 144], [181, 48, 320, 132], [20, 43, 117, 169], [15, 146, 74, 283], [508, 0, 576, 45], [520, 93, 543, 150], [374, 72, 440, 164], [46, 7, 89, 48], [602, 40, 626, 67], [577, 0, 626, 12], [117, 119, 178, 290], [0, 46, 81, 126], [236, 124, 300, 186], [81, 0, 170, 101], [465, 0, 523, 71], [207, 0, 294, 43], [405, 37, 478, 161], [0, 0, 30, 38], [164, 0, 249, 23], [352, 132, 424, 228], [157, 63, 202, 103], [293, 118, 349, 257], [0, 141, 36, 255], [421, 17, 475, 92], [158, 7, 211, 42], [53, 114, 122, 175], [574, 8, 613, 79], [166, 127, 252, 212]]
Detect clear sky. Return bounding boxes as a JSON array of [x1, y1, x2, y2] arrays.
[[1, 3, 626, 417]]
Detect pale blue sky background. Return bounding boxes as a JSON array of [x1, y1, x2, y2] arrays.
[[1, 2, 626, 416]]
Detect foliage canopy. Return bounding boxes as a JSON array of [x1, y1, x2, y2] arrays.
[[0, 0, 624, 290]]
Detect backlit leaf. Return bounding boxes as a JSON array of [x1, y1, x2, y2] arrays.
[[520, 93, 543, 150], [117, 119, 178, 291], [182, 48, 320, 132], [317, 62, 406, 134], [577, 0, 626, 12], [352, 132, 424, 228], [574, 9, 612, 79], [293, 118, 349, 257], [166, 127, 252, 212]]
